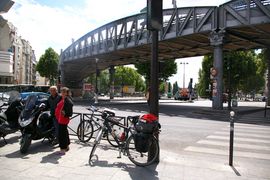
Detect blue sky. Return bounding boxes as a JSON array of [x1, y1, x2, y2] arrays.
[[3, 0, 230, 86], [36, 0, 86, 8]]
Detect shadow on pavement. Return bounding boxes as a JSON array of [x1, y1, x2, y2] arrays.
[[0, 134, 20, 147], [5, 140, 55, 159], [88, 160, 159, 180], [99, 103, 270, 126], [40, 151, 62, 164]]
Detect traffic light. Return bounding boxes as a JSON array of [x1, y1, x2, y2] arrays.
[[147, 0, 163, 31]]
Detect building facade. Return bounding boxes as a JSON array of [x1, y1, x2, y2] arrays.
[[0, 15, 36, 85]]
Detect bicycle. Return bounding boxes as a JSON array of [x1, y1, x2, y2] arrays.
[[88, 108, 160, 167], [76, 106, 101, 142], [77, 106, 126, 147]]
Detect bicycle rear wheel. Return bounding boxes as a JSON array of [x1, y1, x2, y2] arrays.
[[77, 120, 94, 142], [126, 134, 159, 167]]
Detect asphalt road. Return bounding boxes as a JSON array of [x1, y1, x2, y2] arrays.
[[69, 99, 269, 160]]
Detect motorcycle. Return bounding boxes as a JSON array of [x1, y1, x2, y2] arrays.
[[0, 91, 23, 144], [18, 94, 54, 154]]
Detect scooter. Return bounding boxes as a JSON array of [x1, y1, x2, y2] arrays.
[[18, 94, 54, 154], [0, 91, 23, 144]]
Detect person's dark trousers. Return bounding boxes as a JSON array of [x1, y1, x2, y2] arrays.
[[53, 117, 59, 140], [58, 124, 70, 150]]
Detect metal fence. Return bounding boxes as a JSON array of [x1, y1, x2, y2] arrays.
[[67, 112, 128, 140]]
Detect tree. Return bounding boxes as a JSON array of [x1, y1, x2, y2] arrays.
[[99, 70, 110, 94], [84, 66, 145, 95], [36, 48, 59, 85], [197, 50, 267, 98], [172, 81, 179, 95], [115, 66, 145, 92], [159, 82, 166, 94], [135, 59, 177, 86], [168, 82, 172, 93], [197, 55, 213, 98]]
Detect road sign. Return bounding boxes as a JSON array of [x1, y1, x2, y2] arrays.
[[83, 83, 93, 91]]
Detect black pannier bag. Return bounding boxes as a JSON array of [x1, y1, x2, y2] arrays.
[[135, 120, 159, 133], [135, 114, 159, 133], [134, 132, 150, 153]]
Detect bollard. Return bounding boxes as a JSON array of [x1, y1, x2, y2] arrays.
[[229, 111, 235, 166]]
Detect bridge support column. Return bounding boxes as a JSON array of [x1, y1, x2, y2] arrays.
[[109, 66, 115, 99], [210, 30, 225, 110], [266, 48, 270, 106], [67, 80, 83, 97]]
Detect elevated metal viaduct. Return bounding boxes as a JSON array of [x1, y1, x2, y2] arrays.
[[60, 0, 270, 109]]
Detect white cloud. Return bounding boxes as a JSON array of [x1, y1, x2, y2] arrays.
[[3, 0, 95, 59]]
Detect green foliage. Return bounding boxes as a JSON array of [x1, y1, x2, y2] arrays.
[[172, 81, 179, 95], [197, 50, 267, 98], [36, 47, 59, 85], [168, 82, 172, 93], [135, 59, 177, 85], [159, 82, 166, 94], [84, 66, 145, 94], [99, 70, 110, 94], [197, 55, 213, 98], [115, 66, 145, 92]]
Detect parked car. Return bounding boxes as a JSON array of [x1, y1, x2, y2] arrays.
[[20, 92, 50, 103]]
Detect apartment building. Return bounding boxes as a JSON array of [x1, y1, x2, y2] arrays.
[[0, 15, 36, 84]]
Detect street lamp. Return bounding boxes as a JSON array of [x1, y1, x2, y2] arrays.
[[180, 62, 188, 88], [172, 0, 177, 9], [95, 58, 99, 104]]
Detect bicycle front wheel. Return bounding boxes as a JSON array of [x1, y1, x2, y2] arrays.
[[77, 120, 94, 143], [126, 134, 159, 167], [106, 124, 125, 147]]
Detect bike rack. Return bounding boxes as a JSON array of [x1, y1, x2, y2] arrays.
[[67, 112, 83, 137], [68, 111, 128, 140]]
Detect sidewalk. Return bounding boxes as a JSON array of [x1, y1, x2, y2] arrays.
[[1, 131, 269, 180], [0, 99, 269, 180]]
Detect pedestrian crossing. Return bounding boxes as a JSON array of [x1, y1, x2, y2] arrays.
[[184, 123, 270, 160]]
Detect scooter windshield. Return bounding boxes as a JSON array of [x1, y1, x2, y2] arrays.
[[24, 95, 37, 111], [21, 95, 37, 119]]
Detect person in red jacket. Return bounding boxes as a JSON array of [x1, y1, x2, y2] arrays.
[[55, 87, 73, 155]]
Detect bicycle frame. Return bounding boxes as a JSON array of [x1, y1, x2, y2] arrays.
[[89, 115, 135, 160]]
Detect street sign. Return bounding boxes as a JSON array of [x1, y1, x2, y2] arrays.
[[83, 83, 93, 91]]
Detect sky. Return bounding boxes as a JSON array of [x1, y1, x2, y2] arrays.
[[3, 0, 230, 87]]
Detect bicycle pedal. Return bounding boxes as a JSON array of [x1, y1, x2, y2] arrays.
[[117, 156, 121, 159]]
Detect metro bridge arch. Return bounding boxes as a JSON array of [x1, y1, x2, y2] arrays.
[[60, 0, 270, 109]]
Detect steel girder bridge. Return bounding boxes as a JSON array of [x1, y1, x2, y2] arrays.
[[60, 0, 270, 108]]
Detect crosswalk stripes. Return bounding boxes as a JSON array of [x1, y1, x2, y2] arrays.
[[184, 123, 270, 160]]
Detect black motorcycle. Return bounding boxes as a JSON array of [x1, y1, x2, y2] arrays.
[[0, 91, 23, 144], [18, 94, 54, 153]]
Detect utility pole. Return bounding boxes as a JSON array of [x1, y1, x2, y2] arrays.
[[95, 58, 99, 104], [180, 62, 188, 88], [147, 0, 163, 163]]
